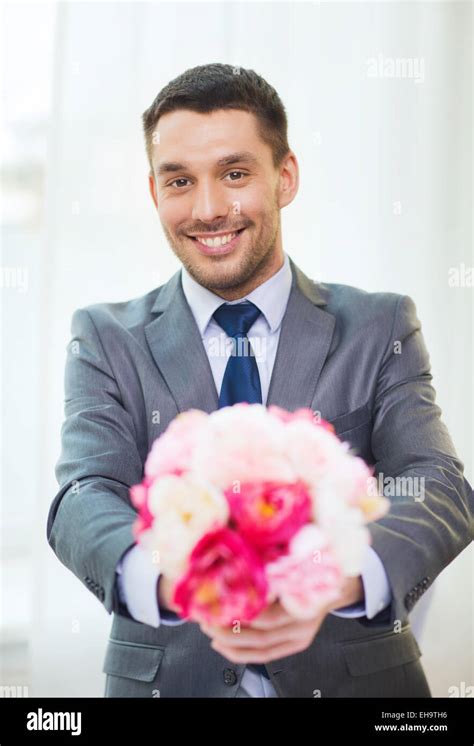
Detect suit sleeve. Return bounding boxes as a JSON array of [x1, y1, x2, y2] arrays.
[[362, 294, 474, 628], [47, 307, 144, 619]]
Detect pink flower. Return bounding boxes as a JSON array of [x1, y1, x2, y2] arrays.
[[265, 525, 344, 619], [191, 404, 297, 488], [128, 403, 387, 625], [144, 409, 208, 479], [225, 480, 312, 560], [268, 405, 335, 434], [333, 455, 375, 506], [172, 528, 268, 626], [283, 420, 347, 508], [130, 480, 154, 540], [133, 474, 229, 579], [344, 458, 390, 521]]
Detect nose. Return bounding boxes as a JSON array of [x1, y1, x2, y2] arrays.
[[191, 179, 229, 224]]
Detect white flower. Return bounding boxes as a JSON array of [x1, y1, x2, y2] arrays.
[[316, 496, 370, 575], [284, 420, 348, 503], [142, 474, 229, 579], [191, 404, 296, 488]]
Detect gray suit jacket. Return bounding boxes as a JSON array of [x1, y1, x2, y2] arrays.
[[47, 256, 473, 698]]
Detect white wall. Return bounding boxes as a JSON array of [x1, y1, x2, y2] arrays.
[[2, 1, 472, 697]]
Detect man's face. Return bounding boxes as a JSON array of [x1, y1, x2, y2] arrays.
[[148, 108, 297, 294]]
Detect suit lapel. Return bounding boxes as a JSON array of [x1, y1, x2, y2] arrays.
[[144, 257, 335, 415], [266, 257, 335, 410], [145, 270, 219, 414]]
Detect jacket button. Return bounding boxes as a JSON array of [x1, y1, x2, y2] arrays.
[[223, 668, 237, 686]]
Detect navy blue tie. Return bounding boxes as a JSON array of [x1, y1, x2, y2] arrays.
[[212, 301, 270, 680], [213, 301, 263, 408]]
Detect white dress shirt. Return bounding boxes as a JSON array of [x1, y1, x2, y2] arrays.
[[116, 251, 391, 697]]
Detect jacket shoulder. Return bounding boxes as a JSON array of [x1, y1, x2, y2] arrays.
[[320, 281, 409, 328], [71, 281, 170, 333]]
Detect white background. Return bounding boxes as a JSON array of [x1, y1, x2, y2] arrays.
[[1, 0, 472, 697]]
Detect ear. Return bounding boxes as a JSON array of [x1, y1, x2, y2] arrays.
[[278, 151, 299, 209], [148, 172, 159, 210]]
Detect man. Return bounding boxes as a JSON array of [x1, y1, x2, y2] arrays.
[[47, 63, 473, 698]]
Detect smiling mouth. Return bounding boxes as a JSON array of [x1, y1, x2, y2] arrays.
[[187, 228, 246, 248]]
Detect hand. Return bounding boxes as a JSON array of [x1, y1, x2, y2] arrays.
[[157, 574, 180, 614], [199, 575, 364, 666]]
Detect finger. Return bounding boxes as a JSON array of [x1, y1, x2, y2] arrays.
[[204, 620, 314, 649], [200, 606, 324, 644], [247, 602, 294, 630], [211, 637, 313, 665]]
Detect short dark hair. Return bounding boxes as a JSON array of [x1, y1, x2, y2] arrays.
[[142, 63, 290, 172]]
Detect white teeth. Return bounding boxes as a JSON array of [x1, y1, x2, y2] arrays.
[[195, 232, 237, 247]]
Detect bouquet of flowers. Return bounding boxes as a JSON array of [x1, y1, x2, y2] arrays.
[[130, 403, 388, 626]]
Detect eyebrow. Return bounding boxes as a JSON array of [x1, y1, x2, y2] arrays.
[[156, 151, 259, 177]]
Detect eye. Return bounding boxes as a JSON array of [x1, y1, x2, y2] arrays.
[[225, 171, 247, 181], [168, 178, 191, 189]]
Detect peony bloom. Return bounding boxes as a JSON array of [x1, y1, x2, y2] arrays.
[[130, 480, 154, 537], [134, 473, 229, 579], [267, 405, 317, 425], [316, 454, 384, 514], [173, 527, 269, 626], [191, 403, 297, 489], [225, 480, 312, 560], [316, 498, 371, 576], [144, 409, 208, 479], [284, 418, 347, 505], [265, 524, 344, 619], [348, 460, 390, 522], [312, 456, 388, 573], [130, 402, 389, 626], [267, 405, 335, 434]]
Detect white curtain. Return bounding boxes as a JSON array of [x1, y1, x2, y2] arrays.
[[3, 1, 471, 697]]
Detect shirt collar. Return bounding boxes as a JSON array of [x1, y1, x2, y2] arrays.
[[181, 252, 292, 335]]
